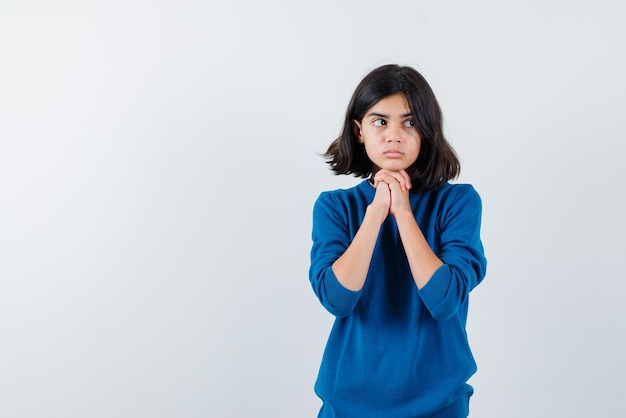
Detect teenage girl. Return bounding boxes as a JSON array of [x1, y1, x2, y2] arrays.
[[309, 64, 487, 418]]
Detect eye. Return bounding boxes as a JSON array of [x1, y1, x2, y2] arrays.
[[404, 119, 415, 128], [373, 119, 386, 127]]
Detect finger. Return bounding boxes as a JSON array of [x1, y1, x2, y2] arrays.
[[386, 179, 404, 194], [374, 173, 396, 189], [376, 171, 406, 191], [377, 181, 391, 194], [399, 170, 412, 190], [372, 170, 388, 187], [374, 170, 396, 184]]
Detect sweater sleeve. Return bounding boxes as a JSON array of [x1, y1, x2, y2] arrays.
[[309, 192, 362, 317], [418, 185, 487, 320]]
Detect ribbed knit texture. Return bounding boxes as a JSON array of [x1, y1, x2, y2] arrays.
[[309, 180, 487, 418]]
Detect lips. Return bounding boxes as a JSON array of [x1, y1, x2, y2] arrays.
[[383, 149, 404, 157]]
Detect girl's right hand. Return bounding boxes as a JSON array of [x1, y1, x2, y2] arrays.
[[368, 181, 391, 225]]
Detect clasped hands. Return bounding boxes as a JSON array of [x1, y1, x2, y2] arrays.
[[370, 169, 412, 222]]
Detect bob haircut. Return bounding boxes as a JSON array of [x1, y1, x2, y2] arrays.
[[324, 64, 460, 193]]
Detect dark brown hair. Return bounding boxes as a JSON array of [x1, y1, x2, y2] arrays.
[[324, 64, 460, 193]]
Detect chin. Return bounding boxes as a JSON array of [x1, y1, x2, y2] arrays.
[[380, 163, 411, 172]]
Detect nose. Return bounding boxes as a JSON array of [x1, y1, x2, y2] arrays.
[[386, 123, 403, 142]]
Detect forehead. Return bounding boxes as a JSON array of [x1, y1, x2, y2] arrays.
[[366, 93, 411, 115]]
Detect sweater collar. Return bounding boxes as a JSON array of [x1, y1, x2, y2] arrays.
[[357, 179, 376, 199]]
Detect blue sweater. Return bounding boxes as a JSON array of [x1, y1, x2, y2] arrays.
[[309, 180, 487, 418]]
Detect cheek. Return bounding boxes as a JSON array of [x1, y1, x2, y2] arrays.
[[413, 138, 422, 153], [410, 140, 422, 161], [363, 144, 377, 159]]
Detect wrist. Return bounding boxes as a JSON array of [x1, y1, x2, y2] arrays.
[[365, 203, 388, 225], [393, 209, 415, 224]]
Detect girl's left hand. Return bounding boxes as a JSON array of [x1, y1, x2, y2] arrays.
[[373, 169, 412, 216]]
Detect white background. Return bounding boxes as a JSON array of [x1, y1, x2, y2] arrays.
[[1, 1, 625, 417]]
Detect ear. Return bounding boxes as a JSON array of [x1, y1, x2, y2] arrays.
[[353, 120, 363, 143]]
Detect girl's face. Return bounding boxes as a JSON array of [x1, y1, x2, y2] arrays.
[[354, 93, 421, 174]]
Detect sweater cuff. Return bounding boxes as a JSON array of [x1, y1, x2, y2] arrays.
[[324, 267, 362, 316], [418, 264, 451, 314]]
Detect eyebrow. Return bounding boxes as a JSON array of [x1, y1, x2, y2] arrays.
[[366, 112, 413, 118]]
